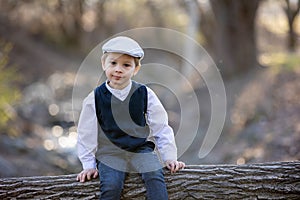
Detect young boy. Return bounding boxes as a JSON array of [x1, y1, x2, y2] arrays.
[[76, 36, 185, 199]]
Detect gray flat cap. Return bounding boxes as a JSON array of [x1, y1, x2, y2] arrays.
[[102, 36, 144, 59]]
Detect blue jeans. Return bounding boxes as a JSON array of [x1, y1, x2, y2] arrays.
[[97, 159, 168, 200]]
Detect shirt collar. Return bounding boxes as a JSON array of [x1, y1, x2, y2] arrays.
[[105, 80, 132, 101]]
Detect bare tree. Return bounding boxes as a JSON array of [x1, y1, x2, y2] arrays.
[[283, 0, 300, 52], [146, 0, 166, 27], [56, 0, 84, 46], [205, 0, 261, 78]]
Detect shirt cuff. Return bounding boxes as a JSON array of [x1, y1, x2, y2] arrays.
[[82, 160, 97, 170], [159, 146, 177, 162]]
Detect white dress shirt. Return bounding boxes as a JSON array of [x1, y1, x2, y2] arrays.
[[77, 81, 178, 169]]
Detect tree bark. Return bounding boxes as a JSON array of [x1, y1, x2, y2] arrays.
[[0, 161, 299, 199]]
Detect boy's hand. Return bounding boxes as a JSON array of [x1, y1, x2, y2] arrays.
[[76, 168, 98, 182], [165, 160, 185, 173]]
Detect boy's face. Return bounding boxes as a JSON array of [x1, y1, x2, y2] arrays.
[[102, 53, 140, 89]]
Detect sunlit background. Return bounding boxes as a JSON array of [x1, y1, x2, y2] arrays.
[[0, 0, 299, 177]]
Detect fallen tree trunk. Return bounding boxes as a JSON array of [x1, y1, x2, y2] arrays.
[[0, 161, 299, 199]]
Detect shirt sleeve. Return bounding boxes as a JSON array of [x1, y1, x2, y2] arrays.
[[146, 87, 178, 162], [77, 91, 98, 169]]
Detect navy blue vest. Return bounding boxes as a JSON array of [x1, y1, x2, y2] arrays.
[[94, 81, 154, 154]]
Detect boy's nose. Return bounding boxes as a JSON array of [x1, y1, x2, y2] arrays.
[[115, 64, 122, 72]]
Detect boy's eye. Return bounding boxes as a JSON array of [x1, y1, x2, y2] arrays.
[[111, 61, 117, 65], [124, 64, 131, 67]]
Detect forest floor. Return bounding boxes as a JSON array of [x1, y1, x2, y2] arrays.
[[205, 60, 300, 165]]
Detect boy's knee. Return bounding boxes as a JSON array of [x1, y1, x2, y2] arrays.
[[142, 169, 164, 182]]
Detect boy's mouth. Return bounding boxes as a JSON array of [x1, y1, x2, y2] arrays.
[[112, 75, 122, 80]]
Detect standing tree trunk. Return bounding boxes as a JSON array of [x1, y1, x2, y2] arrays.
[[0, 161, 299, 199], [209, 0, 260, 78], [57, 0, 84, 46], [284, 0, 300, 52]]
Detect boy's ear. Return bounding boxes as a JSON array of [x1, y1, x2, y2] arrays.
[[133, 65, 141, 76], [101, 55, 107, 71]]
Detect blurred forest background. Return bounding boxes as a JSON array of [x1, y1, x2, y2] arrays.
[[0, 0, 299, 178]]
